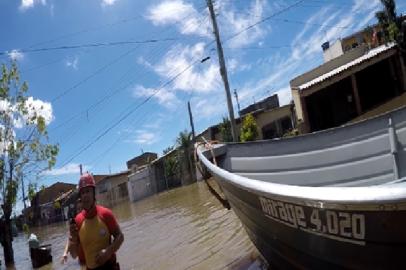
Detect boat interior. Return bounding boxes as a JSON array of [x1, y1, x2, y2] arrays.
[[217, 107, 406, 187]]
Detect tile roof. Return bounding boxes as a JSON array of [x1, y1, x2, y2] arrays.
[[298, 43, 396, 91]]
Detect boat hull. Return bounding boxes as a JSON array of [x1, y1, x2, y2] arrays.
[[216, 178, 406, 270]]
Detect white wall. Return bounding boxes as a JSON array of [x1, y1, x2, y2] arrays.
[[323, 40, 344, 62], [127, 167, 154, 202]]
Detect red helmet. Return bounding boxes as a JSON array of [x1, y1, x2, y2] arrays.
[[78, 173, 95, 191]]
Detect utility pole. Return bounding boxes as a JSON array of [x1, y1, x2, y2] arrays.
[[187, 101, 196, 142], [79, 164, 83, 175], [21, 173, 26, 210], [233, 89, 241, 117], [207, 0, 238, 142]]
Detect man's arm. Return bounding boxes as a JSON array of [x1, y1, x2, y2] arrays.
[[95, 226, 124, 265], [60, 238, 69, 264], [109, 226, 124, 254]]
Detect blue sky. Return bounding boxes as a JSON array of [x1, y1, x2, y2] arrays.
[[1, 0, 405, 195]]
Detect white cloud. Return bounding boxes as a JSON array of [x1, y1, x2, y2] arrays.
[[227, 58, 252, 73], [219, 0, 268, 48], [0, 100, 11, 113], [66, 56, 79, 70], [137, 56, 154, 70], [102, 0, 118, 7], [43, 163, 90, 176], [0, 124, 16, 154], [275, 87, 292, 106], [0, 97, 53, 128], [154, 43, 221, 93], [19, 0, 46, 11], [25, 97, 54, 125], [133, 130, 159, 145], [290, 0, 380, 61], [352, 0, 380, 13], [8, 50, 24, 61], [146, 0, 211, 37], [143, 116, 165, 129], [50, 3, 54, 16], [193, 95, 228, 121], [133, 85, 180, 109]]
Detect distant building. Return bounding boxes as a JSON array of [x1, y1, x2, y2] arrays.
[[94, 174, 109, 185], [95, 171, 130, 207], [127, 149, 182, 203], [30, 182, 76, 225], [322, 25, 383, 62], [239, 94, 279, 116], [126, 152, 158, 172], [198, 95, 296, 141], [127, 167, 156, 203]]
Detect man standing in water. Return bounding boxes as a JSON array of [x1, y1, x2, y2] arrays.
[[69, 173, 124, 270]]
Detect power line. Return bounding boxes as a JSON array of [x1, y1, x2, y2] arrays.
[[51, 7, 212, 161], [224, 45, 292, 50], [88, 105, 158, 167], [222, 0, 306, 45], [27, 15, 144, 49], [51, 13, 210, 134], [50, 62, 139, 132], [50, 45, 140, 102], [59, 58, 201, 167], [0, 38, 180, 56]]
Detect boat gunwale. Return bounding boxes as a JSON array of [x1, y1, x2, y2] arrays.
[[197, 147, 406, 211]]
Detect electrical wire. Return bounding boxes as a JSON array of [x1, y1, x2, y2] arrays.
[[59, 57, 202, 167], [222, 0, 306, 45], [0, 38, 180, 56]]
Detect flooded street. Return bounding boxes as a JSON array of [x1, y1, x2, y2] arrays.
[[2, 181, 265, 269]]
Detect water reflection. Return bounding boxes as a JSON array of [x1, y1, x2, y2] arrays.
[[2, 181, 265, 269]]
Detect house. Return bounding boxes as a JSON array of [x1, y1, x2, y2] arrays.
[[127, 149, 182, 202], [291, 42, 406, 133], [127, 167, 156, 202], [239, 94, 279, 116], [95, 171, 130, 207], [198, 95, 296, 141], [30, 182, 76, 225], [322, 26, 382, 62], [126, 152, 158, 172]]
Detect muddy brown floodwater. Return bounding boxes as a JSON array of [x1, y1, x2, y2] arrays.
[[1, 181, 267, 269]]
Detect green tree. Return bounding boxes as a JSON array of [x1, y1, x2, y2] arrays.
[[27, 182, 37, 202], [218, 117, 233, 142], [0, 62, 58, 266], [163, 145, 178, 185], [240, 113, 259, 142], [162, 146, 174, 155], [176, 130, 195, 185], [376, 0, 405, 46]]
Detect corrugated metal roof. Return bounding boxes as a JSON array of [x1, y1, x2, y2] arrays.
[[298, 43, 396, 90]]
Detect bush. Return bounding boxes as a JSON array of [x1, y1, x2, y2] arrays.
[[240, 113, 259, 142]]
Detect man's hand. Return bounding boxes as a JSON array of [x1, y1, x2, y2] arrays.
[[95, 247, 112, 266], [60, 254, 68, 264]]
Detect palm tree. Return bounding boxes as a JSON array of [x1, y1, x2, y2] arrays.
[[176, 130, 195, 185]]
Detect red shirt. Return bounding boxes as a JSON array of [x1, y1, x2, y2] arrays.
[[75, 205, 118, 269]]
